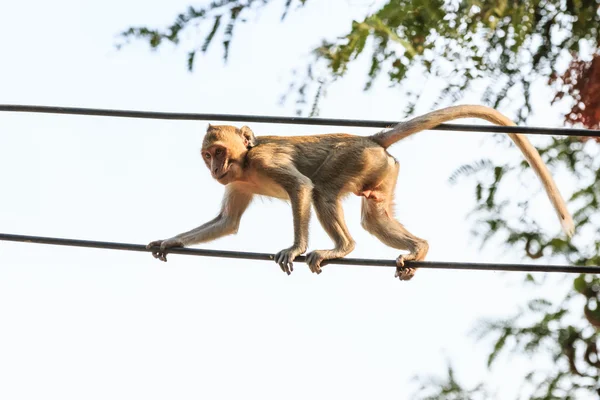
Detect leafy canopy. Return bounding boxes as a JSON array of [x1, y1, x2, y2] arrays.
[[119, 0, 600, 122]]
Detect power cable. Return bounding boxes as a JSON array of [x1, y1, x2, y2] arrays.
[[1, 104, 599, 137], [1, 233, 598, 274]]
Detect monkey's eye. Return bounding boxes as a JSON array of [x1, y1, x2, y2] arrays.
[[204, 153, 211, 160], [215, 148, 223, 156]]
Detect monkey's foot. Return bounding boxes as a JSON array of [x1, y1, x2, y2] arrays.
[[305, 251, 326, 274], [274, 246, 304, 276], [146, 238, 184, 262], [306, 246, 355, 274], [395, 255, 417, 281]]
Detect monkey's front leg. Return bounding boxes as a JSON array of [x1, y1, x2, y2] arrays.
[[146, 216, 229, 262], [274, 177, 313, 275], [147, 187, 253, 262]]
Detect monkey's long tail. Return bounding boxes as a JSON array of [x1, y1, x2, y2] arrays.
[[369, 104, 575, 237]]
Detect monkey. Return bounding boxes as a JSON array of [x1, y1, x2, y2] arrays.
[[147, 105, 574, 281]]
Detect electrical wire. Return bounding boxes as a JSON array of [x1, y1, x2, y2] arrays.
[[1, 104, 599, 137], [1, 233, 598, 274]]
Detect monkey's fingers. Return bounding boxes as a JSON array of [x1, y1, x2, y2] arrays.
[[156, 241, 183, 262], [151, 251, 168, 262], [312, 262, 322, 274], [305, 252, 323, 274], [395, 255, 405, 268], [147, 240, 169, 262], [146, 240, 163, 249], [306, 250, 325, 275], [274, 252, 286, 273], [279, 262, 292, 275], [395, 267, 416, 281], [395, 255, 416, 280], [274, 250, 295, 275], [280, 258, 293, 275]]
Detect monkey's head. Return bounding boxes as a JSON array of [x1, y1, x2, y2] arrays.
[[201, 124, 256, 185]]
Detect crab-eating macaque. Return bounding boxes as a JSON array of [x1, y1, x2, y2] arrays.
[[147, 105, 574, 281]]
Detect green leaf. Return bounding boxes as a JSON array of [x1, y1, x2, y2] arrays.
[[487, 328, 511, 367], [187, 51, 196, 71], [573, 275, 587, 294], [201, 15, 222, 53]]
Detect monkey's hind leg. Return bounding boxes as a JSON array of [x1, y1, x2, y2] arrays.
[[360, 166, 428, 281], [305, 191, 356, 274]]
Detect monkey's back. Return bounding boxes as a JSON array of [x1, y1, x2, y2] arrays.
[[250, 133, 394, 194]]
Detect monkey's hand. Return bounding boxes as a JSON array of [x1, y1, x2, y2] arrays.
[[395, 255, 417, 281], [274, 246, 305, 276], [146, 238, 184, 262]]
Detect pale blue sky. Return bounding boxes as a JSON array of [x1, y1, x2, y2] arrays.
[[0, 1, 578, 399]]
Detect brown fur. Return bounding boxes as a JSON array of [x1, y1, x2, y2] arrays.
[[147, 105, 574, 281]]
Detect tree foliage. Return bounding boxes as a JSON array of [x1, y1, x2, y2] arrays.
[[120, 0, 600, 397], [477, 285, 600, 398], [119, 0, 600, 123], [552, 54, 600, 131], [411, 365, 490, 399], [118, 1, 307, 68]]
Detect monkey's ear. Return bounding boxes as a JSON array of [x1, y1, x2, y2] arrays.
[[239, 126, 256, 149]]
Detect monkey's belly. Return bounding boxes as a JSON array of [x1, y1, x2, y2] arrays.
[[254, 186, 289, 199], [235, 178, 289, 200]]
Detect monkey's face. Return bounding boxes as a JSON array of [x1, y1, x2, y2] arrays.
[[201, 124, 256, 185]]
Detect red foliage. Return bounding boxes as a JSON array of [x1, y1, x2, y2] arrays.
[[551, 53, 600, 141]]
